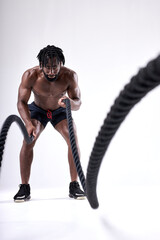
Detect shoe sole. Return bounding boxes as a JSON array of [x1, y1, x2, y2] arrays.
[[69, 194, 86, 200], [14, 196, 31, 203]]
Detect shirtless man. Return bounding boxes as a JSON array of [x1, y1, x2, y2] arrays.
[[14, 45, 85, 202]]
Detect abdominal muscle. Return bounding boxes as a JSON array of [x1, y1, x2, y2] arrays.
[[33, 91, 66, 111]]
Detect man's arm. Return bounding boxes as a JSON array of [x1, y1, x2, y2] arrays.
[[58, 72, 81, 111], [17, 70, 36, 137]]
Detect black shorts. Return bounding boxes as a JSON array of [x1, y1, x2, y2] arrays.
[[28, 102, 67, 128]]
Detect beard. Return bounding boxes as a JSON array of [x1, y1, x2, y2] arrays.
[[43, 70, 59, 82]]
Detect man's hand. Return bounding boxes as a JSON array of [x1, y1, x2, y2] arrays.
[[26, 122, 36, 138], [58, 96, 68, 108]]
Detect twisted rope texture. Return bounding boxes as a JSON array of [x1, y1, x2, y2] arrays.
[[0, 115, 33, 168], [86, 55, 160, 209], [64, 98, 86, 192]]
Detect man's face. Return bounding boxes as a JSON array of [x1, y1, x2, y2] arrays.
[[42, 57, 61, 82]]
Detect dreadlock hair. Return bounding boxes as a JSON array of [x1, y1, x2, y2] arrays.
[[37, 45, 65, 68]]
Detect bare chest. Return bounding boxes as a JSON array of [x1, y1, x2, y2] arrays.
[[32, 79, 68, 98]]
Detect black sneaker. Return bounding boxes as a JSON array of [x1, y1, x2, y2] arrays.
[[13, 184, 31, 202], [69, 181, 86, 200]]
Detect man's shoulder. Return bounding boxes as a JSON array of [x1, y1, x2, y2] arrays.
[[21, 66, 41, 87], [23, 66, 40, 78], [61, 66, 77, 78]]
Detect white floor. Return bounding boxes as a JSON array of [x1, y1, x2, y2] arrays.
[[1, 186, 160, 240]]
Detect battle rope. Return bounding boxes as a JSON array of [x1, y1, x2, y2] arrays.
[[0, 115, 34, 168], [1, 55, 159, 206], [86, 55, 160, 209], [63, 98, 86, 192]]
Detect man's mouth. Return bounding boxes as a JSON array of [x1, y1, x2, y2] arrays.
[[43, 70, 58, 82], [48, 75, 56, 78]]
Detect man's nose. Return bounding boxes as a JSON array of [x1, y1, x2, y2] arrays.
[[49, 68, 54, 75]]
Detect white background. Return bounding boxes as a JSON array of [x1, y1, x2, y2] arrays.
[[0, 1, 160, 239]]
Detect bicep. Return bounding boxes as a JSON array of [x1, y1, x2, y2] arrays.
[[18, 84, 31, 103], [18, 71, 32, 103], [67, 73, 81, 100]]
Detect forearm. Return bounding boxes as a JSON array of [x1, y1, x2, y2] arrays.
[[70, 98, 82, 111], [17, 101, 32, 126]]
